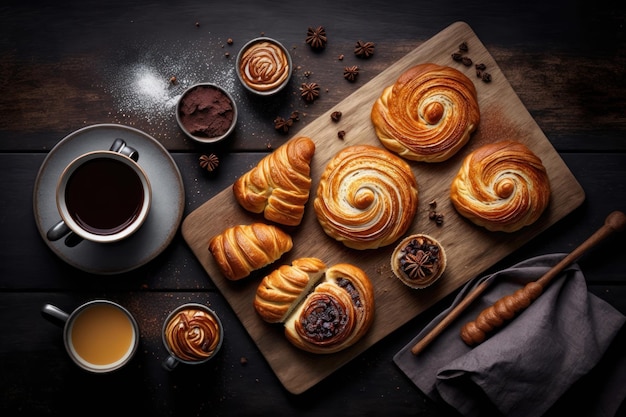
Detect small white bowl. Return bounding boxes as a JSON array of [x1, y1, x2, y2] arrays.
[[236, 37, 293, 96], [176, 83, 237, 144]]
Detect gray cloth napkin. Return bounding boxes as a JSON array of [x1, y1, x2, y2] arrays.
[[394, 254, 626, 417]]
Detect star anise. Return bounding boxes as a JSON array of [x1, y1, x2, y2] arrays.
[[300, 82, 320, 102], [273, 116, 293, 133], [199, 154, 219, 172], [343, 65, 359, 82], [354, 40, 375, 58], [305, 26, 327, 49], [402, 250, 435, 279]]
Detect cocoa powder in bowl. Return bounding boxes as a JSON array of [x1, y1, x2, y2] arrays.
[[176, 83, 237, 143]]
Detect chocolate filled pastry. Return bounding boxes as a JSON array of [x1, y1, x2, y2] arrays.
[[450, 141, 551, 232], [255, 260, 375, 354], [208, 223, 293, 280], [371, 63, 480, 162], [233, 136, 315, 227], [314, 145, 418, 250]]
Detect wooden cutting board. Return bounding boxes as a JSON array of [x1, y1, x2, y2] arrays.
[[182, 21, 585, 394]]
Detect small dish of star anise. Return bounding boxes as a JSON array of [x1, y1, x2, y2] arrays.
[[390, 234, 447, 289]]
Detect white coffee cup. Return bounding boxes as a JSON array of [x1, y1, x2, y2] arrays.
[[46, 139, 151, 246], [42, 300, 140, 373]]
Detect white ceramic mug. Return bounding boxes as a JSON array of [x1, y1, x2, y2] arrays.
[[46, 139, 151, 246], [42, 300, 140, 373]]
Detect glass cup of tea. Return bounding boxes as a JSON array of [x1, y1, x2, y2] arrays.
[[46, 138, 151, 246], [41, 300, 140, 373], [161, 303, 223, 371]]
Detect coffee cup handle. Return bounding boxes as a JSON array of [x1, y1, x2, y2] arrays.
[[110, 138, 139, 162], [45, 138, 139, 246], [41, 303, 70, 327], [162, 355, 179, 371]]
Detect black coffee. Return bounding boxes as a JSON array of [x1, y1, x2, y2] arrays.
[[65, 157, 144, 236]]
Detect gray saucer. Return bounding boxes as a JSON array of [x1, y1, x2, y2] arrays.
[[33, 124, 185, 275]]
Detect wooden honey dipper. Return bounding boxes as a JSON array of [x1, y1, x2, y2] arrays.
[[460, 210, 626, 346], [411, 210, 626, 355]]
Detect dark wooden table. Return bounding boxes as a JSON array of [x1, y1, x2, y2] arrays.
[[1, 1, 625, 416]]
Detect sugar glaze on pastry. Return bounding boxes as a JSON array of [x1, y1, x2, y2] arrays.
[[450, 141, 551, 232], [314, 145, 418, 250], [371, 63, 480, 162]]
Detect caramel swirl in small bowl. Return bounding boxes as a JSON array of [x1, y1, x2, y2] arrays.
[[163, 305, 222, 362], [237, 37, 292, 95]]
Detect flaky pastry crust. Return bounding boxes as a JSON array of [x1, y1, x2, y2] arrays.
[[254, 257, 327, 323], [208, 223, 293, 280], [233, 136, 315, 226], [314, 145, 418, 250], [450, 141, 551, 232], [371, 63, 480, 162], [283, 263, 375, 354]]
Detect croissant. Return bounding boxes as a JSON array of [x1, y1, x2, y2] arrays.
[[371, 63, 480, 162], [208, 223, 293, 280], [254, 257, 328, 323], [314, 145, 418, 250], [233, 136, 315, 226], [450, 141, 551, 233], [283, 263, 375, 354]]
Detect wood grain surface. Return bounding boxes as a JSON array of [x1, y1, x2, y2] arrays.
[[181, 22, 585, 394]]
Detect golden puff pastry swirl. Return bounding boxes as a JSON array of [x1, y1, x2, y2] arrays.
[[284, 263, 375, 354], [233, 136, 315, 226], [450, 141, 551, 233], [164, 307, 221, 362], [371, 63, 480, 162], [254, 257, 328, 323], [208, 223, 293, 281], [239, 40, 290, 92], [314, 145, 418, 250]]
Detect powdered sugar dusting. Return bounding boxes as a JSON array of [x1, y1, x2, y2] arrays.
[[103, 39, 240, 131]]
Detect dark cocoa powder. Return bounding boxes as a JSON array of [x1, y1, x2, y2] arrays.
[[179, 85, 234, 138]]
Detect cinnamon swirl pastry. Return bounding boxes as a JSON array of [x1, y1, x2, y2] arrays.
[[283, 263, 375, 354], [371, 63, 480, 162], [450, 141, 551, 232], [237, 37, 291, 94], [314, 145, 418, 250]]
